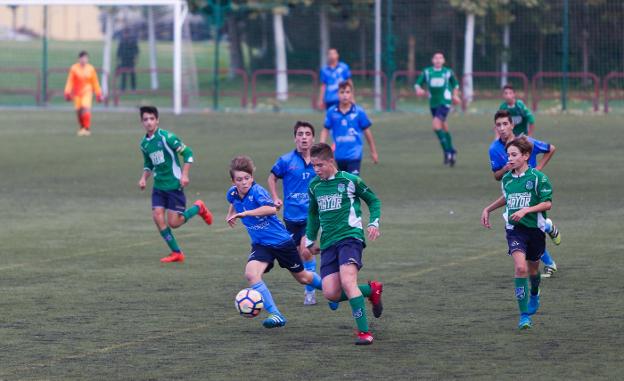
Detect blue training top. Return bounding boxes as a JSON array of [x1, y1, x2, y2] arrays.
[[324, 103, 372, 161], [320, 61, 352, 104], [271, 149, 315, 223], [489, 136, 551, 172], [226, 183, 293, 247]]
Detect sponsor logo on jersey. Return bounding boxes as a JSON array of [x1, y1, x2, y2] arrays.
[[149, 150, 165, 165], [507, 192, 532, 209], [430, 77, 445, 87], [512, 116, 523, 125], [317, 194, 342, 212], [341, 119, 348, 126]]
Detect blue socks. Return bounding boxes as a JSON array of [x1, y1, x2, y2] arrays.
[[308, 272, 322, 291], [541, 250, 555, 267], [251, 281, 280, 315], [303, 258, 317, 292]]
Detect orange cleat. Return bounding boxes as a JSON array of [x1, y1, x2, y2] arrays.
[[355, 331, 374, 345], [160, 252, 185, 263], [368, 280, 383, 318], [194, 200, 213, 225]]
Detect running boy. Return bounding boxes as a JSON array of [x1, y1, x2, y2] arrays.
[[226, 156, 323, 329], [481, 136, 554, 329], [320, 82, 378, 175], [499, 84, 535, 136], [414, 52, 461, 166], [138, 106, 213, 263], [267, 121, 319, 305], [489, 110, 561, 276], [303, 143, 383, 345], [64, 51, 103, 136]]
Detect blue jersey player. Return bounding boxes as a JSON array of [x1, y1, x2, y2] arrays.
[[267, 121, 320, 305], [489, 110, 562, 276], [318, 48, 352, 110], [226, 155, 323, 329], [320, 81, 379, 175]]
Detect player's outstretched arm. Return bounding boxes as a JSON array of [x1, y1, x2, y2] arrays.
[[317, 84, 326, 110], [319, 128, 330, 144], [481, 196, 506, 228], [305, 189, 320, 246], [536, 144, 556, 171], [138, 170, 151, 190], [226, 204, 237, 227], [364, 129, 379, 164], [266, 173, 283, 210], [180, 163, 191, 188], [355, 178, 381, 240]]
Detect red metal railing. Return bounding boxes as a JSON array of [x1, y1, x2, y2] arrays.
[[196, 68, 248, 108], [0, 68, 41, 104], [350, 70, 387, 110], [462, 72, 529, 111], [603, 72, 624, 113], [531, 71, 600, 112], [251, 69, 318, 109], [390, 70, 422, 110]]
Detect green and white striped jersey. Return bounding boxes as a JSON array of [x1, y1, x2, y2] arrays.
[[415, 66, 459, 108], [140, 128, 193, 191], [501, 168, 552, 230]]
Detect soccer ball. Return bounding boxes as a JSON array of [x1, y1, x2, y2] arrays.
[[235, 288, 263, 318]]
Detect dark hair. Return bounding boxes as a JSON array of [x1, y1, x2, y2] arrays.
[[310, 143, 334, 161], [293, 121, 315, 137], [140, 106, 159, 119], [338, 81, 352, 91], [433, 51, 445, 58], [78, 51, 88, 58], [229, 155, 255, 179], [506, 136, 533, 156], [502, 84, 515, 92], [494, 109, 513, 124]]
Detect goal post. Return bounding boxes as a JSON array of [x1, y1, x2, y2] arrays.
[[0, 0, 187, 114]]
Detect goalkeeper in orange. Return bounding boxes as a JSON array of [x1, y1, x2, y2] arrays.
[[64, 51, 103, 136]]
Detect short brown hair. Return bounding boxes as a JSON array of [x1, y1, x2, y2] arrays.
[[229, 155, 255, 179], [293, 121, 315, 136], [494, 109, 513, 124], [338, 81, 352, 92], [310, 143, 334, 161], [502, 84, 514, 92], [506, 136, 533, 156]]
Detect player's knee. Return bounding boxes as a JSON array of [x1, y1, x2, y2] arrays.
[[514, 264, 528, 277], [244, 271, 261, 284], [323, 289, 340, 301], [293, 271, 309, 285]]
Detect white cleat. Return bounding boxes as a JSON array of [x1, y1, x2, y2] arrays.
[[303, 291, 317, 306]]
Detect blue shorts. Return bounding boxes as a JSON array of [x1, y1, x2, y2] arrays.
[[325, 100, 339, 110], [320, 238, 364, 278], [248, 241, 304, 274], [506, 226, 545, 262], [285, 220, 306, 247], [336, 159, 361, 175], [152, 188, 186, 214], [430, 105, 451, 121]]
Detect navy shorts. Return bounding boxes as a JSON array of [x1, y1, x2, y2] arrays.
[[320, 238, 364, 278], [152, 188, 186, 214], [430, 105, 451, 121], [248, 241, 304, 274], [285, 220, 306, 247], [325, 100, 339, 110], [506, 226, 546, 262], [336, 159, 362, 175]]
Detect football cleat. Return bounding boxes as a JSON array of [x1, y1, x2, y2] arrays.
[[544, 218, 561, 245], [543, 263, 557, 278], [194, 200, 213, 225], [328, 301, 340, 311], [355, 331, 374, 345], [449, 150, 457, 167], [443, 152, 450, 165], [528, 293, 540, 316], [518, 314, 532, 330], [303, 291, 317, 306], [368, 281, 384, 318], [160, 252, 185, 263], [262, 313, 287, 329]]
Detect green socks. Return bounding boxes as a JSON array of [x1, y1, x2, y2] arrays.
[[514, 277, 529, 314], [335, 284, 372, 302], [434, 129, 454, 153], [183, 204, 199, 222], [445, 130, 454, 152], [530, 273, 541, 296], [349, 295, 369, 333], [160, 227, 181, 253]]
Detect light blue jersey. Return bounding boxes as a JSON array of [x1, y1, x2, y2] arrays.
[[489, 137, 551, 172], [320, 61, 352, 104], [271, 150, 314, 223], [226, 183, 293, 247], [324, 103, 372, 161]]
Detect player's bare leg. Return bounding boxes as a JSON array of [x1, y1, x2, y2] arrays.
[[153, 208, 184, 263]]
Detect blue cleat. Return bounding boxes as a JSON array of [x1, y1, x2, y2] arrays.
[[528, 293, 540, 315], [262, 313, 287, 329], [518, 314, 532, 330], [328, 301, 340, 311]]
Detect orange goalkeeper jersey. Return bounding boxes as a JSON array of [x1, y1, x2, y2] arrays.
[[64, 63, 102, 97]]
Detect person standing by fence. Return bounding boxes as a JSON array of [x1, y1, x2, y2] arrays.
[[117, 28, 140, 92]]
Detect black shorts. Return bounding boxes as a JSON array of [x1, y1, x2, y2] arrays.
[[506, 225, 546, 262], [320, 238, 364, 278], [284, 220, 306, 247], [248, 241, 304, 274], [152, 188, 186, 214], [430, 105, 451, 121], [336, 159, 362, 175]]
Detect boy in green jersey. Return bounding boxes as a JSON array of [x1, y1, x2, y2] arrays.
[[499, 85, 535, 136], [138, 106, 213, 263], [415, 52, 462, 166], [481, 136, 554, 329], [303, 143, 383, 345]]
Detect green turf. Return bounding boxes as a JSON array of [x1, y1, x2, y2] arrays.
[[0, 110, 623, 380]]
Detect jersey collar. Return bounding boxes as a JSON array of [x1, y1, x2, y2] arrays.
[[145, 128, 160, 141], [337, 103, 355, 116]]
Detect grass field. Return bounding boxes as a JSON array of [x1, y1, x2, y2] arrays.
[[1, 110, 623, 380]]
